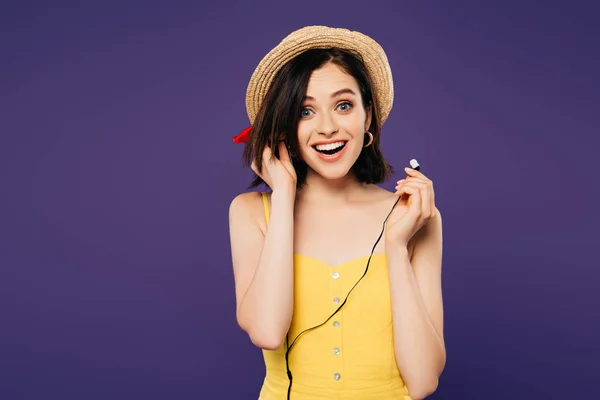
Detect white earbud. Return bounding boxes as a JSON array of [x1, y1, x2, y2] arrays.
[[409, 158, 420, 171]]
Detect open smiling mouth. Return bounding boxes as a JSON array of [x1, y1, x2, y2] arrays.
[[312, 141, 347, 156]]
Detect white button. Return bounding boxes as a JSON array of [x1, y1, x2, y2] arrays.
[[333, 347, 340, 355], [332, 272, 339, 279], [333, 297, 340, 304], [333, 321, 340, 328], [334, 373, 341, 380]]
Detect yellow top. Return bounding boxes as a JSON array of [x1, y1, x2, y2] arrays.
[[258, 192, 412, 400]]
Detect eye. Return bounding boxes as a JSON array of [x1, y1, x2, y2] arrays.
[[300, 108, 313, 118], [337, 101, 353, 112]]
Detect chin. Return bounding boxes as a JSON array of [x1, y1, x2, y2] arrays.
[[311, 164, 353, 181]]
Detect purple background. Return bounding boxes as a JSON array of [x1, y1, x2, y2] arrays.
[[1, 1, 598, 399]]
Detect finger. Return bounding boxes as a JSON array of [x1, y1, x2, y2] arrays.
[[397, 178, 429, 189], [263, 146, 275, 164], [397, 184, 422, 218], [404, 167, 431, 182], [429, 183, 436, 217], [406, 177, 429, 184], [278, 140, 291, 163], [397, 179, 435, 217], [394, 180, 409, 205], [396, 176, 428, 185], [403, 181, 431, 218], [419, 183, 432, 219], [395, 180, 427, 193], [395, 179, 405, 191], [412, 178, 435, 217], [395, 181, 423, 202]]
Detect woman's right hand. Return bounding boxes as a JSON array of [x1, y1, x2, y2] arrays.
[[251, 140, 297, 192]]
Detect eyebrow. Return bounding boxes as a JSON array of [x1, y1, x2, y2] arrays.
[[303, 88, 356, 101]]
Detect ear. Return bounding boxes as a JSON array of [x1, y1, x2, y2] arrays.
[[364, 104, 372, 131]]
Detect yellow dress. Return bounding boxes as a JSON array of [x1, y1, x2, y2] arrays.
[[258, 192, 413, 400]]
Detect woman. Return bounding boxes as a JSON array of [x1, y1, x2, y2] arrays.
[[229, 26, 445, 400]]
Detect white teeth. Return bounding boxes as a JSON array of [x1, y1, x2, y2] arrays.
[[315, 141, 345, 151]]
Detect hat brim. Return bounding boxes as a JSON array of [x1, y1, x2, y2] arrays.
[[245, 25, 394, 127]]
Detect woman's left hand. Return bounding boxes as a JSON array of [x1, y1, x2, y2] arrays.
[[385, 167, 439, 248]]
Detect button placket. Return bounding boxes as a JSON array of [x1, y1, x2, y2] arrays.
[[331, 267, 341, 304], [330, 267, 343, 383]]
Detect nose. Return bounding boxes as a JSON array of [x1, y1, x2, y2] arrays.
[[316, 112, 338, 137]]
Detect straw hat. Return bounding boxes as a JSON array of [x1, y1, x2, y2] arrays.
[[234, 25, 394, 144]]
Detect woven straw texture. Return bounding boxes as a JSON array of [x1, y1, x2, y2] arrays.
[[245, 25, 394, 127]]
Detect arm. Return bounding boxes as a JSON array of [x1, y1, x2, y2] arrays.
[[229, 189, 296, 350], [386, 210, 445, 399]]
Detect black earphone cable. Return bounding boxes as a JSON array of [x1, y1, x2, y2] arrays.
[[284, 196, 401, 399]]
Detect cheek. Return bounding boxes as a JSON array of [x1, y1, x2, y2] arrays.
[[297, 145, 310, 159], [344, 113, 366, 133], [347, 138, 365, 157], [296, 123, 310, 142], [296, 125, 313, 145], [329, 110, 364, 139]]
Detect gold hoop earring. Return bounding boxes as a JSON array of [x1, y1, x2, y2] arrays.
[[364, 131, 373, 148]]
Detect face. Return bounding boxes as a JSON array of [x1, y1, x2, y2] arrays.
[[296, 62, 372, 181]]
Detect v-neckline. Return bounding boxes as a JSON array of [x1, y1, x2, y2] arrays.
[[293, 253, 387, 269]]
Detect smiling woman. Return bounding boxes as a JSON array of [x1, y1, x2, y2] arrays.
[[229, 26, 445, 400], [239, 45, 392, 190], [297, 63, 377, 180]]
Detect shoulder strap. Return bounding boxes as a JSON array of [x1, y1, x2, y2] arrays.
[[261, 192, 270, 224]]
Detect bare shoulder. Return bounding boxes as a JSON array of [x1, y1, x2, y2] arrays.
[[229, 191, 262, 215], [229, 191, 268, 235], [366, 184, 399, 206]]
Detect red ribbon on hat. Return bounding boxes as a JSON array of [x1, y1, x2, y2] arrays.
[[233, 126, 252, 144]]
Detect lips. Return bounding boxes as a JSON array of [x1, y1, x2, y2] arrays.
[[311, 140, 348, 162], [312, 140, 347, 155]]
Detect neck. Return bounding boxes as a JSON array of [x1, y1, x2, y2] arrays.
[[296, 168, 368, 203]]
